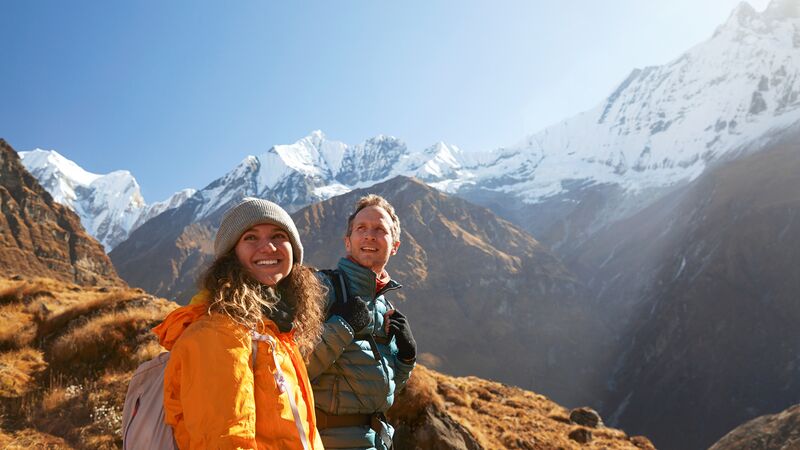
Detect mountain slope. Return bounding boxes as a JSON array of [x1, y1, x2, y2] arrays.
[[595, 127, 800, 450], [0, 277, 649, 450], [112, 175, 608, 406], [0, 140, 122, 286], [455, 0, 800, 253], [709, 403, 800, 450], [294, 176, 606, 406]]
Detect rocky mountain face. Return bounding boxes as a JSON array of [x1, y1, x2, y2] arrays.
[[112, 175, 608, 406], [457, 0, 800, 254], [294, 176, 607, 407], [709, 404, 800, 450], [589, 129, 800, 449], [0, 140, 122, 286], [19, 149, 195, 250]]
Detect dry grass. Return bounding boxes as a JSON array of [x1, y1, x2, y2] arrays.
[[1, 275, 656, 449], [0, 348, 47, 397], [391, 366, 656, 450], [49, 306, 165, 377], [0, 279, 58, 306], [0, 306, 37, 351], [0, 427, 73, 449], [0, 276, 176, 450]]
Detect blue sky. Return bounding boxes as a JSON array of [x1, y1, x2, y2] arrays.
[[1, 0, 770, 201]]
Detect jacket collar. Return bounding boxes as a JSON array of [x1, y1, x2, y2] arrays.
[[336, 257, 401, 298]]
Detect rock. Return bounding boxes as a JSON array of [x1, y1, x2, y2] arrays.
[[568, 428, 592, 444], [569, 407, 604, 428], [393, 406, 482, 450], [10, 274, 23, 280], [630, 435, 656, 449], [709, 404, 800, 450]]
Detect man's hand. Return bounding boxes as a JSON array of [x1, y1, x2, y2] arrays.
[[385, 310, 416, 362], [329, 296, 372, 335]]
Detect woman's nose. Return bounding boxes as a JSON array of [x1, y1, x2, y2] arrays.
[[258, 239, 277, 251]]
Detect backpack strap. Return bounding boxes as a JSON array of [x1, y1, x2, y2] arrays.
[[319, 269, 385, 363], [251, 330, 310, 450], [319, 269, 345, 318]]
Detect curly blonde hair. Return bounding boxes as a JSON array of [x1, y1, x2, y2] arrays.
[[201, 252, 325, 358]]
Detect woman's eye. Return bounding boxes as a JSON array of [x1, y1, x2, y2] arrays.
[[243, 234, 256, 241], [273, 233, 288, 240]]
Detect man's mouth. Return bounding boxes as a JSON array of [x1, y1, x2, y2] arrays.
[[255, 259, 279, 266], [360, 247, 377, 252]]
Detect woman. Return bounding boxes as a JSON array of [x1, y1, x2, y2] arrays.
[[153, 197, 325, 449]]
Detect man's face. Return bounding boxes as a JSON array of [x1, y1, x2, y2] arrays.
[[344, 205, 400, 275]]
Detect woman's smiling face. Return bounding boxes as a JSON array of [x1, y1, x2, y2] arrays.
[[234, 223, 293, 286]]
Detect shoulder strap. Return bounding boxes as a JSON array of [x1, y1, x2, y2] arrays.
[[319, 269, 347, 319], [251, 331, 310, 450], [320, 269, 384, 364]]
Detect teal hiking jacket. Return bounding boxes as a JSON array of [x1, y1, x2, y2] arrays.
[[308, 257, 415, 449]]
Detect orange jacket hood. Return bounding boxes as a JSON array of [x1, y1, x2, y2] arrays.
[[152, 291, 211, 351]]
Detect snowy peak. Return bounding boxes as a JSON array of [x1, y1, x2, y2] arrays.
[[182, 131, 468, 223], [19, 149, 194, 250], [336, 135, 409, 183], [484, 0, 800, 201], [20, 149, 102, 208], [763, 0, 800, 19]]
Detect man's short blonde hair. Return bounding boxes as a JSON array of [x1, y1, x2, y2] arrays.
[[346, 194, 401, 244]]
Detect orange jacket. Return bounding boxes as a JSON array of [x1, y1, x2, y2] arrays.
[[153, 292, 323, 450]]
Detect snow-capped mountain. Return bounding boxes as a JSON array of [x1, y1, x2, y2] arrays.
[[453, 0, 800, 202], [189, 1, 800, 227], [191, 130, 469, 220], [19, 149, 196, 250], [26, 1, 800, 253]]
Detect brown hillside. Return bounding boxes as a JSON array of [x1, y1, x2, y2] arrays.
[[0, 139, 122, 286], [110, 174, 609, 407], [0, 276, 174, 449], [295, 176, 608, 407], [390, 365, 654, 450], [0, 275, 652, 449]]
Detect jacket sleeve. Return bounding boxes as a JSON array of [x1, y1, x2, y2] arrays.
[[306, 314, 355, 381], [393, 354, 416, 394], [164, 323, 257, 449]]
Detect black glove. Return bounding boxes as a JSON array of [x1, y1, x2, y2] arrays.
[[262, 286, 295, 333], [388, 310, 416, 362], [329, 296, 372, 334]]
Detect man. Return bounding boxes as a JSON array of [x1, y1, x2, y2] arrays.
[[308, 194, 417, 450]]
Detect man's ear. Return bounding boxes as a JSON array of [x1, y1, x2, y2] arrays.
[[344, 235, 352, 253], [391, 240, 400, 255]]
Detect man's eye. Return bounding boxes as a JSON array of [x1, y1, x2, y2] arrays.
[[273, 233, 288, 240], [243, 235, 256, 241]]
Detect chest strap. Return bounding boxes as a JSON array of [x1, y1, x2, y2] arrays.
[[252, 331, 311, 450]]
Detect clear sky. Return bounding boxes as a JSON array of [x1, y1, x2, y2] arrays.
[[1, 0, 771, 202]]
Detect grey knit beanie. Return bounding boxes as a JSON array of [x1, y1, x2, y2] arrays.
[[214, 197, 303, 264]]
